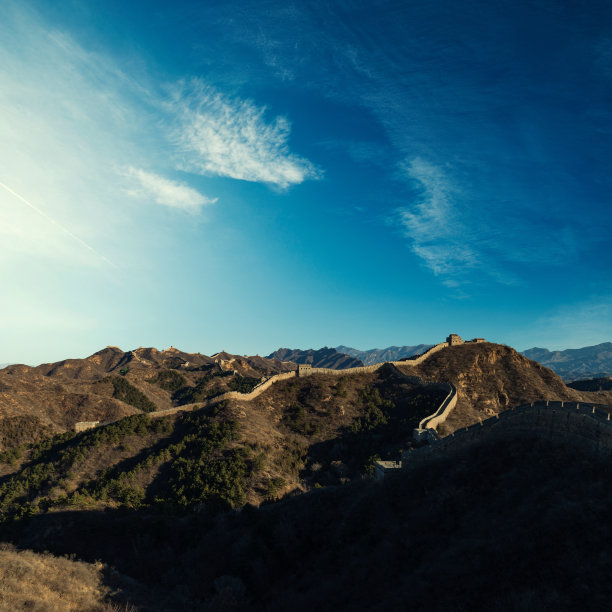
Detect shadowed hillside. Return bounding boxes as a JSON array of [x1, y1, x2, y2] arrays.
[[6, 432, 612, 611]]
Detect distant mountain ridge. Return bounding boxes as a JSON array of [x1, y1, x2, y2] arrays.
[[521, 342, 612, 381], [266, 347, 364, 369], [336, 344, 434, 366]]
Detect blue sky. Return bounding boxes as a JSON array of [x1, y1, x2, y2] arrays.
[[2, 0, 612, 364]]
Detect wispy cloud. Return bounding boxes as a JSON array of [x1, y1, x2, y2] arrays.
[[125, 168, 217, 212], [169, 81, 320, 188], [397, 158, 478, 279]]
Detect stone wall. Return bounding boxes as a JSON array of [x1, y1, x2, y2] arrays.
[[75, 341, 455, 430], [412, 383, 457, 441], [401, 401, 612, 468]]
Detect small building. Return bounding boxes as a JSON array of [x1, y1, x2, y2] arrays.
[[446, 334, 463, 346], [297, 363, 312, 376], [75, 421, 99, 433], [374, 460, 402, 481], [470, 338, 486, 343]]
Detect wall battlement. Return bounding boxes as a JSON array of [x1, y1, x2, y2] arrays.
[[396, 401, 612, 470]]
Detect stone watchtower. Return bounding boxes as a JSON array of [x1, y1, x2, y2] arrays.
[[297, 363, 312, 376], [446, 334, 463, 346]]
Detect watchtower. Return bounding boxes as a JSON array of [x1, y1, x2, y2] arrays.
[[297, 363, 312, 376], [446, 334, 463, 346]]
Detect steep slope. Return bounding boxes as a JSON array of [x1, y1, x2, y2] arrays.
[[337, 344, 433, 365], [266, 347, 364, 369], [522, 342, 612, 380]]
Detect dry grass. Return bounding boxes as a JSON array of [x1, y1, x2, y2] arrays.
[[0, 543, 114, 611]]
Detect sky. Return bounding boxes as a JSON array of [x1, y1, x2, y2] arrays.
[[2, 0, 612, 365]]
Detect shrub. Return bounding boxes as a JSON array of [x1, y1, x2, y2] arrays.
[[147, 370, 187, 393], [105, 377, 157, 413]]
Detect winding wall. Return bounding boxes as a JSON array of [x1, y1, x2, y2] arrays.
[[76, 341, 457, 429]]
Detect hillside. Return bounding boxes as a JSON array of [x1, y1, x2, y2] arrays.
[[397, 342, 612, 433], [7, 431, 612, 611], [337, 344, 433, 365], [0, 340, 612, 609], [522, 342, 612, 380], [266, 347, 364, 369], [0, 346, 295, 447]]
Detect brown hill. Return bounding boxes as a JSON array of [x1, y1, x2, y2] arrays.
[[397, 342, 612, 433], [0, 346, 295, 448]]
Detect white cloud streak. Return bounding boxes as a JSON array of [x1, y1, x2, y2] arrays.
[[169, 82, 320, 188], [397, 158, 478, 278], [0, 180, 117, 268], [125, 168, 217, 212]]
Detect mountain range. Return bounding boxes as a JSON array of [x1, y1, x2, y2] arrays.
[[265, 341, 612, 381], [521, 342, 612, 380], [336, 344, 434, 365], [266, 347, 364, 369]]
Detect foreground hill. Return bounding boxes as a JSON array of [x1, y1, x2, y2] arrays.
[[337, 343, 433, 365], [266, 347, 364, 369], [522, 342, 612, 380], [7, 431, 612, 611], [0, 544, 114, 610]]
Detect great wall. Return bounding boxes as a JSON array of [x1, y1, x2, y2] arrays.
[[75, 334, 612, 482], [375, 400, 612, 480], [74, 336, 462, 430]]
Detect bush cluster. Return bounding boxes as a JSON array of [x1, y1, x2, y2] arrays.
[[105, 376, 157, 413], [147, 370, 187, 393]]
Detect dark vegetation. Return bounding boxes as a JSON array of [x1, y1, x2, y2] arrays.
[[0, 416, 53, 453], [273, 370, 446, 486], [0, 405, 267, 522], [171, 370, 233, 405], [227, 375, 261, 394], [146, 369, 187, 393], [5, 434, 612, 611], [567, 377, 612, 392], [103, 376, 157, 413]]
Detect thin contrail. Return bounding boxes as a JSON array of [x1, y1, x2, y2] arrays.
[[0, 180, 117, 268]]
